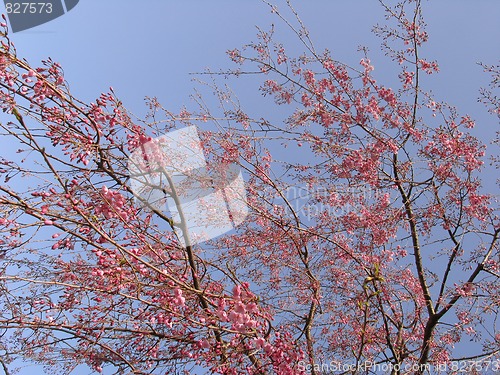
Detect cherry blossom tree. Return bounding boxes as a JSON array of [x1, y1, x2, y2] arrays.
[[0, 1, 499, 374]]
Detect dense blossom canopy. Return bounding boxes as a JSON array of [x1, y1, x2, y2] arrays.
[[0, 2, 499, 374]]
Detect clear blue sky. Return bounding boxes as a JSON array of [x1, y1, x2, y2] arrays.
[[3, 1, 500, 374], [8, 1, 500, 125]]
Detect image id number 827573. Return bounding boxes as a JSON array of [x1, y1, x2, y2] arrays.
[[5, 2, 52, 13]]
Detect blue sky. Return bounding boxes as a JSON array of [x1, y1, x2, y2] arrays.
[[8, 1, 500, 124], [3, 1, 500, 374]]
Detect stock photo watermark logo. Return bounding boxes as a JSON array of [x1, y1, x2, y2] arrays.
[[128, 126, 248, 247], [284, 185, 380, 220], [3, 0, 79, 32]]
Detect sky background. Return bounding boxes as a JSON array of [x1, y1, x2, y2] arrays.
[[2, 1, 500, 374]]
